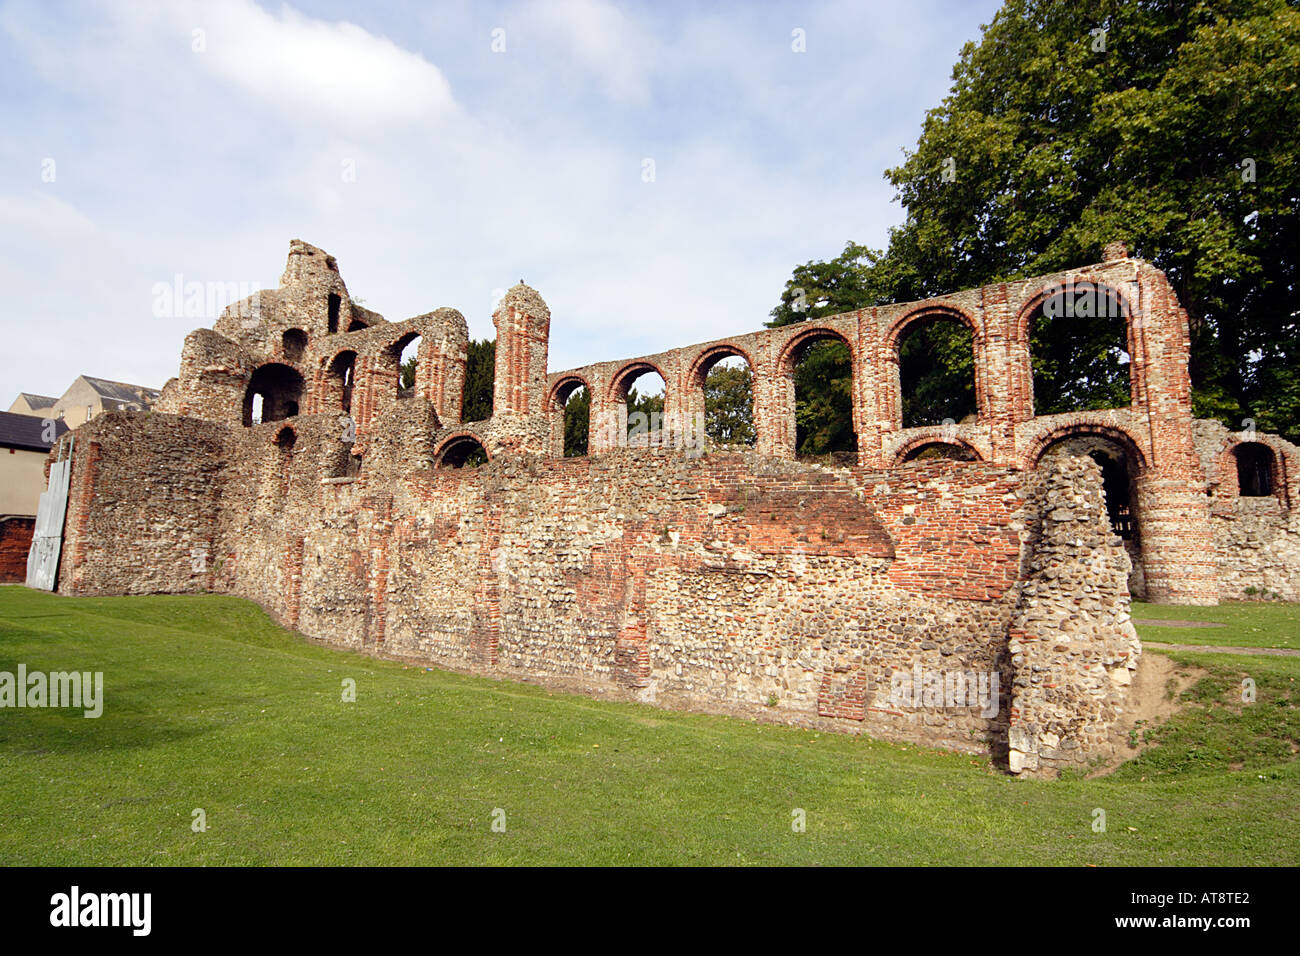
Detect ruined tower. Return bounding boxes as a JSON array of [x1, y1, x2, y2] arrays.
[[489, 282, 551, 456]]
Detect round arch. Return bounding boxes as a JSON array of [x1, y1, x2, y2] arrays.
[[242, 363, 305, 427], [1013, 277, 1138, 417], [549, 375, 592, 409], [606, 360, 668, 404], [775, 325, 854, 376], [549, 375, 593, 459], [894, 435, 983, 465], [686, 342, 755, 388], [1022, 422, 1149, 473], [883, 304, 978, 354], [1011, 275, 1139, 345], [884, 304, 985, 426], [1221, 438, 1289, 503], [434, 432, 491, 469]]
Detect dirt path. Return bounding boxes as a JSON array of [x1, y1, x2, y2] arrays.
[[1136, 619, 1225, 628], [1142, 641, 1300, 658]]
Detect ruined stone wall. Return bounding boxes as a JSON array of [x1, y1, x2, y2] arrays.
[[1194, 420, 1300, 601], [0, 517, 35, 584], [548, 246, 1219, 605], [50, 238, 1299, 776], [1007, 455, 1141, 777], [53, 414, 230, 595], [53, 406, 1143, 770]]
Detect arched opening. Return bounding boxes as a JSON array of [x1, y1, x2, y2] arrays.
[[785, 330, 856, 461], [243, 364, 305, 427], [612, 364, 667, 448], [695, 351, 755, 448], [437, 435, 489, 469], [272, 426, 296, 451], [552, 380, 590, 458], [896, 315, 976, 427], [1028, 283, 1131, 415], [1234, 442, 1275, 497], [900, 441, 977, 463], [327, 294, 341, 334], [392, 333, 422, 399], [1037, 432, 1141, 543], [282, 328, 307, 362], [1090, 451, 1136, 540], [326, 350, 357, 414]]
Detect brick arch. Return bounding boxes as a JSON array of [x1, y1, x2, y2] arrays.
[[686, 342, 755, 387], [1011, 275, 1139, 345], [883, 304, 979, 353], [1216, 436, 1291, 505], [883, 304, 986, 423], [272, 425, 297, 448], [607, 360, 668, 404], [775, 325, 855, 376], [548, 374, 592, 458], [548, 374, 591, 409], [1012, 276, 1140, 417], [382, 330, 423, 365], [1022, 422, 1148, 473], [434, 431, 492, 468], [893, 434, 984, 465]]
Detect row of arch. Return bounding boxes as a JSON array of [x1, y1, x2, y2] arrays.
[[243, 328, 425, 427], [547, 279, 1138, 460]]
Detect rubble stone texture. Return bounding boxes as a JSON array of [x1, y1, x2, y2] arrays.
[[45, 240, 1298, 775]]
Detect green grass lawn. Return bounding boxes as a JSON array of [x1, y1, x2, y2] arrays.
[[1, 585, 1296, 866], [1132, 600, 1300, 650]]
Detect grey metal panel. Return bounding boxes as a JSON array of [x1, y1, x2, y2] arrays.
[[26, 437, 73, 591]]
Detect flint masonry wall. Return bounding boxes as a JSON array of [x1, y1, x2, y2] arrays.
[[0, 517, 35, 584], [42, 239, 1298, 775], [51, 415, 229, 595], [55, 417, 1040, 753], [54, 400, 1135, 770], [1194, 419, 1300, 602], [1007, 455, 1142, 777]]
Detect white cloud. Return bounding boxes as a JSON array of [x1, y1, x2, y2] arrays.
[[140, 0, 458, 128], [510, 0, 657, 105], [0, 191, 99, 241], [0, 0, 1003, 401]]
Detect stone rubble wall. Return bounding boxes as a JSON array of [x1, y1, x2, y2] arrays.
[[42, 239, 1300, 776], [51, 414, 231, 596], [1193, 419, 1300, 602], [51, 409, 1142, 770], [0, 517, 36, 584], [1007, 455, 1141, 776]]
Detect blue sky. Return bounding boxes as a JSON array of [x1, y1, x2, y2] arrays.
[[0, 0, 1002, 399]]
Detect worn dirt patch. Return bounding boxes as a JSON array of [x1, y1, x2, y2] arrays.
[[1136, 619, 1226, 628], [1088, 651, 1204, 777]]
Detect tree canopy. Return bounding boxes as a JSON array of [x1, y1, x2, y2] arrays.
[[772, 0, 1300, 444]]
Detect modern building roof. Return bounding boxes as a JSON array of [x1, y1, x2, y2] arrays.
[[17, 393, 58, 408], [0, 410, 69, 452], [78, 376, 162, 405]]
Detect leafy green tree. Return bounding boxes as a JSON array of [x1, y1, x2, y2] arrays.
[[882, 0, 1300, 437], [563, 386, 589, 457], [899, 319, 977, 426], [625, 386, 664, 438], [461, 339, 495, 423], [704, 364, 755, 445], [773, 0, 1300, 441], [400, 356, 416, 390], [767, 243, 887, 455]]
